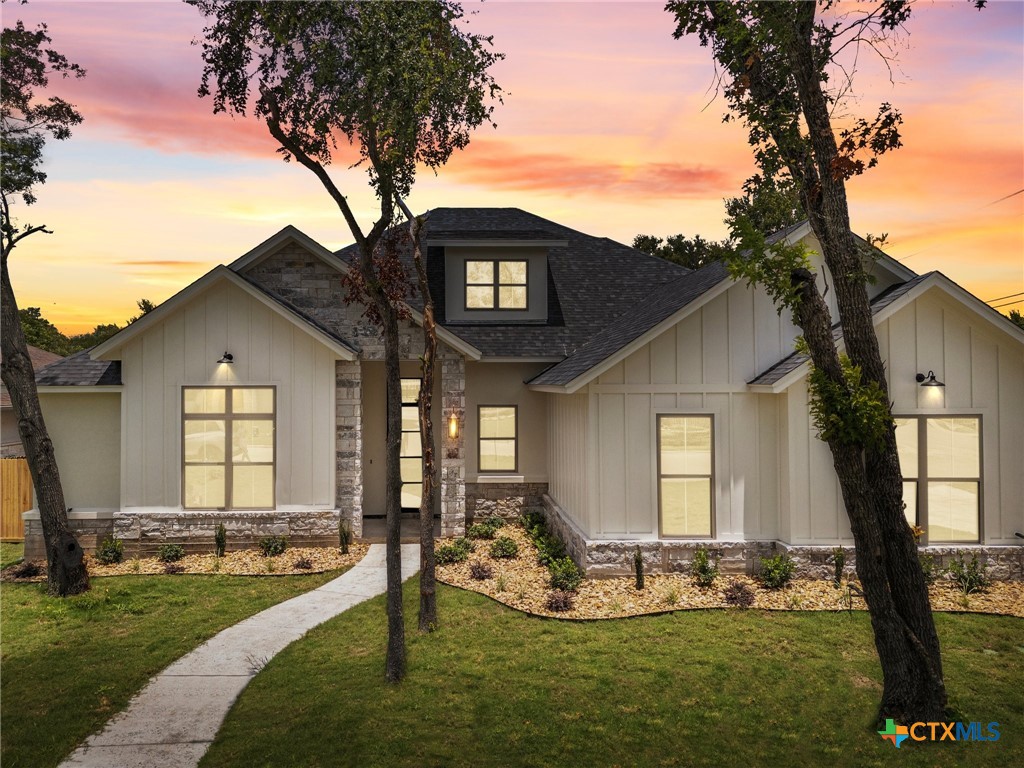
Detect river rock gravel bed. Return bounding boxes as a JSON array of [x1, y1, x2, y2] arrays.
[[436, 524, 1024, 619], [1, 543, 368, 581]]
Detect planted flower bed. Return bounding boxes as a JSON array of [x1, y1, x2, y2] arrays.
[[436, 519, 1024, 619]]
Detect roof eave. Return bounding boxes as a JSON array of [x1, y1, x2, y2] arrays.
[[528, 275, 733, 394], [90, 266, 358, 361]]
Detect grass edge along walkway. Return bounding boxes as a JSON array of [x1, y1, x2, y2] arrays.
[[1, 566, 340, 768], [58, 544, 419, 768]]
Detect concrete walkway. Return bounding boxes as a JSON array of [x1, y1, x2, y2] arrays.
[[61, 544, 420, 768]]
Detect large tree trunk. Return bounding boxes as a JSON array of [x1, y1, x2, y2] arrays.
[[0, 250, 89, 596], [380, 299, 407, 682], [783, 3, 945, 724], [406, 213, 439, 632]]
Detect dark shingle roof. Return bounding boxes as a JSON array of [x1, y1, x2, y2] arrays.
[[1, 345, 64, 407], [529, 262, 730, 387], [336, 208, 689, 358], [747, 272, 934, 387], [35, 350, 122, 386]]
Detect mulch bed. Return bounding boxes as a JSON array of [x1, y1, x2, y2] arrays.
[[0, 543, 369, 582], [436, 524, 1024, 619]]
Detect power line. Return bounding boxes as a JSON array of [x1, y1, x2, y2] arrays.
[[990, 299, 1023, 310], [986, 290, 1024, 303], [984, 188, 1024, 207]]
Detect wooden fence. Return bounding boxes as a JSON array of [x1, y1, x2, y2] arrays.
[[1, 458, 31, 541]]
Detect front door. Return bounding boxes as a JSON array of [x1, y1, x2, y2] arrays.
[[398, 378, 423, 512]]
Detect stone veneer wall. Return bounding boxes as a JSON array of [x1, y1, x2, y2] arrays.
[[24, 514, 114, 560], [440, 350, 466, 537], [24, 510, 344, 560], [542, 495, 1024, 581], [115, 510, 341, 557], [466, 482, 548, 521], [335, 360, 363, 538]]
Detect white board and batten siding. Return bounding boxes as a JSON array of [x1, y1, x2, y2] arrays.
[[119, 280, 338, 509], [548, 282, 794, 541], [785, 287, 1024, 545]]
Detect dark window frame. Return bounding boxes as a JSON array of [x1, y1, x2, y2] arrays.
[[463, 259, 529, 311], [477, 404, 519, 474], [181, 386, 276, 511], [896, 415, 983, 545], [656, 413, 715, 539]]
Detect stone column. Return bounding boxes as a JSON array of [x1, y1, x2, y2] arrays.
[[440, 349, 466, 537], [335, 359, 363, 538]]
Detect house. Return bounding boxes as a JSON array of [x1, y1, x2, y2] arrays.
[[26, 209, 1024, 577], [1, 344, 64, 457]]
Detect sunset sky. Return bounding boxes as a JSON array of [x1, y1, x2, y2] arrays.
[[6, 0, 1023, 334]]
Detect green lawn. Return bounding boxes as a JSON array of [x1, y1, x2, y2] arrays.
[[1, 571, 341, 768], [0, 541, 24, 569], [203, 584, 1022, 768]]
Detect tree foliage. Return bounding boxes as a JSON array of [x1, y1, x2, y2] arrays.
[[20, 300, 155, 356], [1007, 309, 1024, 331], [631, 233, 731, 271], [190, 0, 502, 681]]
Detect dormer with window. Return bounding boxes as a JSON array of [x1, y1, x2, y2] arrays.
[[439, 236, 564, 323]]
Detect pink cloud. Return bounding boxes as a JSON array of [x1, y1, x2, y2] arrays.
[[445, 139, 733, 198]]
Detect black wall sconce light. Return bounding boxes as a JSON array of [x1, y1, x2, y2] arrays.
[[915, 370, 944, 387], [218, 352, 234, 364]]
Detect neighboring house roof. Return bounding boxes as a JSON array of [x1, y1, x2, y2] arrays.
[[35, 350, 122, 386], [335, 207, 690, 359], [528, 261, 731, 390], [747, 270, 1024, 392], [1, 345, 64, 407]]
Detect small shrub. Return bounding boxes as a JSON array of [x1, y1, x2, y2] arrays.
[[469, 561, 493, 580], [292, 557, 313, 570], [946, 552, 990, 594], [831, 546, 846, 589], [258, 536, 288, 557], [467, 523, 498, 540], [691, 546, 718, 588], [918, 552, 938, 584], [759, 553, 796, 590], [210, 558, 221, 573], [534, 534, 566, 567], [490, 536, 519, 560], [10, 561, 42, 578], [521, 510, 546, 536], [483, 516, 506, 530], [662, 584, 681, 606], [265, 559, 276, 573], [634, 546, 645, 590], [95, 536, 124, 565], [163, 562, 185, 575], [214, 523, 227, 557], [723, 581, 755, 608], [495, 572, 507, 592], [157, 543, 185, 563], [546, 590, 574, 612], [130, 558, 141, 573], [436, 538, 473, 565], [548, 556, 583, 592]]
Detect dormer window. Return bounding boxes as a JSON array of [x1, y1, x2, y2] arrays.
[[465, 260, 528, 310]]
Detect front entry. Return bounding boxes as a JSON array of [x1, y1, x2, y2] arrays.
[[399, 378, 423, 512]]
